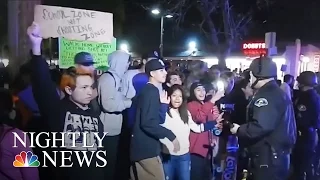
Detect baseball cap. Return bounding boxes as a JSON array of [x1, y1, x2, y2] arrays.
[[142, 51, 162, 61], [190, 82, 204, 91], [74, 52, 95, 66], [145, 59, 165, 76]]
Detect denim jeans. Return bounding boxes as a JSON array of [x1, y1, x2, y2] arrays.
[[161, 153, 191, 180]]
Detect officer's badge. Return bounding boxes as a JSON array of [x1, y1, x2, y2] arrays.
[[298, 104, 307, 111], [254, 98, 268, 107]]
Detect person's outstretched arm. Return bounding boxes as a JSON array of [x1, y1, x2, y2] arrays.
[[27, 23, 60, 131]]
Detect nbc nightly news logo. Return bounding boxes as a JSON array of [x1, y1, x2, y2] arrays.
[[12, 132, 108, 168], [13, 151, 40, 167]]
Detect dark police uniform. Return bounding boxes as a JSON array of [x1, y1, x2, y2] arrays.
[[293, 71, 320, 180], [236, 57, 297, 180]]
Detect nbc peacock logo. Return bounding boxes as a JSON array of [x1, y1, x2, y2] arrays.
[[13, 151, 40, 167]]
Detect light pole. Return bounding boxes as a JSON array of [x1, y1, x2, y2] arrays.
[[151, 9, 173, 57], [160, 16, 164, 57]]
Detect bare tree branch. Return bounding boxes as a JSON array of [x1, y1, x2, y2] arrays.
[[140, 4, 149, 11], [256, 0, 275, 9], [138, 0, 272, 63]]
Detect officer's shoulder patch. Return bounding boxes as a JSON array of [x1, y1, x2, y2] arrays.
[[298, 104, 307, 111], [254, 98, 268, 107]]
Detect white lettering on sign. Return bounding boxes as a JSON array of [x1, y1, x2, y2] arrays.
[[243, 43, 266, 49], [34, 5, 113, 43], [96, 70, 104, 76], [314, 55, 320, 72]]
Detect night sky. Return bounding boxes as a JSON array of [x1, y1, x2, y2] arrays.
[[1, 0, 320, 53]]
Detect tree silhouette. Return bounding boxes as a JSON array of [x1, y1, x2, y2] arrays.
[[161, 0, 274, 67]]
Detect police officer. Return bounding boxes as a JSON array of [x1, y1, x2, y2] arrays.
[[229, 56, 297, 180], [293, 71, 320, 180]]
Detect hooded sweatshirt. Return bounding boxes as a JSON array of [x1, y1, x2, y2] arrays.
[[98, 50, 132, 136]]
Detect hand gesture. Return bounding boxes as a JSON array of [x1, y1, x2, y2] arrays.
[[172, 138, 180, 153], [210, 90, 225, 104], [27, 22, 42, 48], [215, 112, 224, 129], [160, 90, 170, 104], [230, 123, 240, 134], [215, 112, 224, 123]]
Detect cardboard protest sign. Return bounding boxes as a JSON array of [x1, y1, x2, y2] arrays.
[[34, 5, 113, 43], [58, 37, 116, 69]]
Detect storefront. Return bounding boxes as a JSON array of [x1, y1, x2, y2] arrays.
[[285, 43, 320, 77], [165, 56, 286, 79], [228, 42, 286, 78], [198, 42, 286, 78]]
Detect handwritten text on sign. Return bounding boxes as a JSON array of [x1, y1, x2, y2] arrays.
[[34, 5, 113, 43], [59, 38, 116, 69]]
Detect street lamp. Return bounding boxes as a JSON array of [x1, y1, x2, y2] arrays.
[[188, 41, 197, 51], [151, 8, 173, 57], [120, 43, 129, 53], [151, 9, 160, 15]]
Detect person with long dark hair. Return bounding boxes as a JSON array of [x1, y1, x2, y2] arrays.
[[0, 88, 39, 180], [160, 85, 223, 180], [187, 82, 225, 180]]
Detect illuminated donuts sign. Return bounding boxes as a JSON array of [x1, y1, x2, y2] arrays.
[[242, 42, 266, 56]]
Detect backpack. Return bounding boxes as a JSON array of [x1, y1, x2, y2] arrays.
[[98, 71, 122, 115]]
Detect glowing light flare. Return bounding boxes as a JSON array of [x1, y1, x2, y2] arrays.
[[272, 57, 286, 64], [120, 43, 129, 52], [216, 80, 225, 91], [188, 41, 197, 52], [200, 58, 219, 68], [0, 59, 8, 67], [300, 55, 310, 63], [188, 41, 196, 49], [151, 9, 160, 15]]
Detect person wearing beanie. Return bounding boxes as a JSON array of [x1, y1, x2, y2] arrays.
[[130, 59, 180, 180], [187, 82, 224, 180]]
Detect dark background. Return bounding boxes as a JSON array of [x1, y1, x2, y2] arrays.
[[0, 0, 320, 53]]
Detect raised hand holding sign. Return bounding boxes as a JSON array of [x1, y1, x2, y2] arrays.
[[27, 22, 42, 55]]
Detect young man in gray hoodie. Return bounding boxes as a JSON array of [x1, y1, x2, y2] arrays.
[[98, 50, 132, 180]]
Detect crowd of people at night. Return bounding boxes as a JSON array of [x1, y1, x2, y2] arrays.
[[0, 23, 320, 180]]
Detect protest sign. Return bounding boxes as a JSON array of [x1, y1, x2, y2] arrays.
[[34, 5, 113, 43], [59, 38, 116, 69]]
